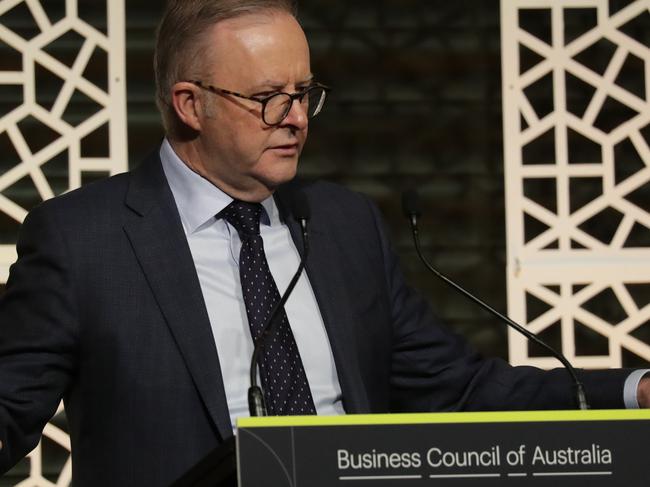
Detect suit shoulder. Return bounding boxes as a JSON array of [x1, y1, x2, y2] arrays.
[[29, 171, 131, 218], [291, 179, 373, 211], [284, 179, 382, 238]]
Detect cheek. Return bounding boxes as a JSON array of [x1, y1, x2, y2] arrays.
[[217, 123, 269, 164], [242, 131, 272, 162]]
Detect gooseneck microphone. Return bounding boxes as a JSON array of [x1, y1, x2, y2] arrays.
[[248, 191, 311, 417], [401, 190, 589, 410]]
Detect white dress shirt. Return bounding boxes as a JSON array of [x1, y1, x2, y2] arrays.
[[160, 139, 345, 428]]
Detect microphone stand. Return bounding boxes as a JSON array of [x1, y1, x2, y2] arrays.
[[402, 191, 589, 410]]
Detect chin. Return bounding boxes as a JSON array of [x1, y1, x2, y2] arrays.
[[262, 158, 299, 188]]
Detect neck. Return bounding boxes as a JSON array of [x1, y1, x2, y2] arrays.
[[167, 137, 274, 203]]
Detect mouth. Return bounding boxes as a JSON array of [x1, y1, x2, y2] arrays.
[[268, 143, 300, 156]]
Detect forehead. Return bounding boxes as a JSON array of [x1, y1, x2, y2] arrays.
[[205, 11, 311, 87]]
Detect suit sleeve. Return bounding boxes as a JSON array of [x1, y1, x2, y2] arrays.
[[0, 204, 77, 473], [361, 196, 630, 412]]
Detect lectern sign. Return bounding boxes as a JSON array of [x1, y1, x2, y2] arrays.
[[237, 410, 650, 486]]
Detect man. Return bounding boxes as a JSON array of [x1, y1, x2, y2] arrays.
[[0, 0, 648, 484]]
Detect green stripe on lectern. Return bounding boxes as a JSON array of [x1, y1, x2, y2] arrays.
[[237, 409, 650, 428]]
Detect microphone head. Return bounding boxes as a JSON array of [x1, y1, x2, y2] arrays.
[[290, 190, 310, 222], [401, 190, 422, 218]]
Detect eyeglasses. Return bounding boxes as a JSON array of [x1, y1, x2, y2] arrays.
[[187, 80, 330, 126]]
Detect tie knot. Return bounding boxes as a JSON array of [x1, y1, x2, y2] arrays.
[[222, 200, 263, 237]]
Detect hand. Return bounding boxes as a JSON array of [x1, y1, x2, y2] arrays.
[[638, 377, 650, 408]]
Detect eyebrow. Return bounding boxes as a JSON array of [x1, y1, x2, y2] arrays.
[[249, 75, 315, 92]]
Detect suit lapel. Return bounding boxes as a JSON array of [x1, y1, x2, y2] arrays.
[[276, 187, 371, 414], [123, 153, 232, 438]]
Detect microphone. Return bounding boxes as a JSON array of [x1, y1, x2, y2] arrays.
[[290, 190, 310, 255], [248, 191, 311, 417], [401, 190, 589, 410]]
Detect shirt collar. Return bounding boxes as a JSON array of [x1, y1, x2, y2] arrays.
[[159, 138, 279, 234]]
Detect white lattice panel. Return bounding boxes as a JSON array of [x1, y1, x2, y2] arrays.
[[502, 0, 650, 367], [0, 0, 127, 283], [0, 1, 126, 484]]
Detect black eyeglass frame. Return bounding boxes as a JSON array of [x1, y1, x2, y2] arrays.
[[186, 79, 331, 126]]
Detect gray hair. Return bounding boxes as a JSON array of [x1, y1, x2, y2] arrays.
[[154, 0, 298, 136]]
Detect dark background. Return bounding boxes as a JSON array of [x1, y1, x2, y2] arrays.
[[2, 0, 649, 483]]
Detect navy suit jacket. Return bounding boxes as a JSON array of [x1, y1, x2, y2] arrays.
[[0, 151, 630, 484]]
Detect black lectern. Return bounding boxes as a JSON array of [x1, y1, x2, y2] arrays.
[[174, 410, 650, 486], [171, 435, 237, 487]]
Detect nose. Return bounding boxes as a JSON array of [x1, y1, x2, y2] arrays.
[[280, 97, 308, 130]]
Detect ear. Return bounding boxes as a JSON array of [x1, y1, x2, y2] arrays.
[[170, 81, 205, 132]]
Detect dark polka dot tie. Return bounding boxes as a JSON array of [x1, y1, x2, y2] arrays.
[[222, 200, 316, 415]]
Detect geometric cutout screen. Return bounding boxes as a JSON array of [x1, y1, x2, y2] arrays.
[[0, 1, 126, 484], [501, 0, 650, 369], [0, 0, 127, 283]]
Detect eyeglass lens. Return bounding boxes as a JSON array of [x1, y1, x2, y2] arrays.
[[264, 87, 327, 125]]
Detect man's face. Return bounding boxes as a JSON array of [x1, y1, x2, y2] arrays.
[[190, 11, 311, 201]]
